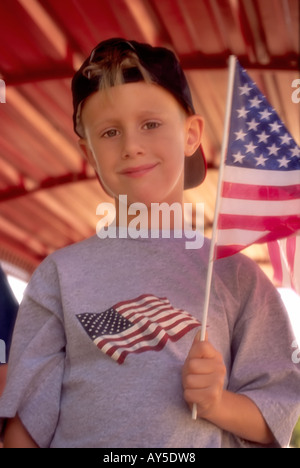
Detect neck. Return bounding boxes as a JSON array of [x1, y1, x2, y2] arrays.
[[115, 194, 185, 231], [96, 195, 204, 249]]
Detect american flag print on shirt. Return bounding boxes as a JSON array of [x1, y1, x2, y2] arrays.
[[215, 61, 300, 259], [76, 294, 201, 364]]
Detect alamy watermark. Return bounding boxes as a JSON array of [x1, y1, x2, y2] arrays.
[[291, 340, 300, 364], [0, 79, 6, 103], [96, 195, 204, 249], [0, 339, 6, 364]]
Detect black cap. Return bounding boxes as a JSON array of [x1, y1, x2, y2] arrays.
[[72, 38, 206, 189]]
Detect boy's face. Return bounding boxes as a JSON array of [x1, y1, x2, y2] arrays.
[[80, 81, 203, 207]]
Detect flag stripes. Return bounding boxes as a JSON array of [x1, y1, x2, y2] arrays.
[[268, 235, 300, 295], [77, 294, 200, 364], [222, 181, 300, 201]]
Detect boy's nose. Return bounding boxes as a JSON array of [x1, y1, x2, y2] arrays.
[[121, 131, 145, 160]]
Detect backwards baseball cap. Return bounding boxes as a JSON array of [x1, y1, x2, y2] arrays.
[[72, 38, 206, 189]]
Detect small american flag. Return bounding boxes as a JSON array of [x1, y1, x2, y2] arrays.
[[215, 60, 300, 259], [76, 294, 200, 364]]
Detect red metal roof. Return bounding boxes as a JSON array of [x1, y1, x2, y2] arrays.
[[0, 0, 299, 279]]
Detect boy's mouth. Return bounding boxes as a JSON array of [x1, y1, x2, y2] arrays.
[[119, 163, 159, 178]]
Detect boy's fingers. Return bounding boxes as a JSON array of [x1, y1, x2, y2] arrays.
[[188, 338, 216, 361], [186, 357, 219, 376]]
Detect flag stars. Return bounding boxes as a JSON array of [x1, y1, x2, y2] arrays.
[[232, 151, 246, 164], [245, 141, 258, 154], [249, 96, 262, 108], [259, 109, 273, 120], [269, 121, 282, 133], [278, 156, 290, 168], [234, 129, 247, 141], [77, 309, 134, 339], [239, 83, 252, 96], [257, 131, 270, 143], [255, 154, 268, 167], [246, 118, 260, 131], [267, 143, 280, 156], [227, 63, 299, 173], [290, 145, 300, 158], [280, 133, 292, 145], [237, 106, 250, 118]]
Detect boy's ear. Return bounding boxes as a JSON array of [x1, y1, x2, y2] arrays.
[[184, 115, 204, 157], [78, 139, 98, 171], [78, 138, 112, 198]]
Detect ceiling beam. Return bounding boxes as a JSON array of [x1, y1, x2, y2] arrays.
[[17, 0, 83, 69], [3, 52, 299, 87], [7, 87, 80, 170], [180, 52, 300, 71], [18, 0, 67, 58], [0, 171, 96, 203], [3, 65, 74, 86]]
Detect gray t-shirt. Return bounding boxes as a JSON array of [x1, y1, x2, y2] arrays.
[[0, 234, 299, 447]]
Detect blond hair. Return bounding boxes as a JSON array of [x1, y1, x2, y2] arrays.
[[83, 49, 153, 91]]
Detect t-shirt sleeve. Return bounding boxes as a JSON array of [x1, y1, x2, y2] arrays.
[[0, 257, 66, 448], [224, 258, 300, 448]]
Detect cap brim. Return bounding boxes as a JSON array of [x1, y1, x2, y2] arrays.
[[184, 144, 207, 189]]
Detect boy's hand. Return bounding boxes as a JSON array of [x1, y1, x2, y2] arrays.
[[182, 332, 226, 419], [182, 332, 274, 444]]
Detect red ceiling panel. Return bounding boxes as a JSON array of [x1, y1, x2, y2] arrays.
[[0, 0, 66, 79]]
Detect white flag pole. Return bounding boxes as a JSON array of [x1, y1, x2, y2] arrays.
[[192, 55, 237, 420]]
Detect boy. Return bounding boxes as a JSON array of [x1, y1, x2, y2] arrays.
[[1, 38, 299, 448]]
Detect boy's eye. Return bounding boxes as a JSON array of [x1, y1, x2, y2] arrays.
[[143, 121, 161, 130], [102, 129, 120, 138]]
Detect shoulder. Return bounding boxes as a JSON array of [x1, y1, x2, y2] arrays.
[[50, 235, 101, 261], [26, 236, 104, 294], [213, 249, 273, 295], [28, 235, 132, 293], [39, 235, 115, 270], [211, 249, 284, 327]]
